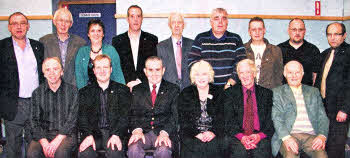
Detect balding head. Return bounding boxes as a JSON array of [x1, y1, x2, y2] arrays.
[[284, 61, 304, 88]]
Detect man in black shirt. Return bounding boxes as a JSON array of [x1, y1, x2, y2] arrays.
[[278, 18, 321, 86], [27, 57, 78, 158], [78, 54, 131, 158]]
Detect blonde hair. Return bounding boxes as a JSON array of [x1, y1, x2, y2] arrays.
[[168, 12, 184, 27], [42, 57, 62, 71], [190, 60, 215, 84], [236, 59, 257, 75]]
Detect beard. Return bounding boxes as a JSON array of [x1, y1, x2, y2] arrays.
[[291, 38, 303, 44]]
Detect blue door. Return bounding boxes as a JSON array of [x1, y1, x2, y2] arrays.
[[68, 3, 116, 45]]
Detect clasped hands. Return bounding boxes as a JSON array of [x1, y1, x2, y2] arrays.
[[240, 134, 260, 150], [128, 130, 172, 148], [39, 134, 66, 158], [195, 131, 216, 142]]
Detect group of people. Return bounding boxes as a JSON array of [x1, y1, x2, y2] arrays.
[[0, 3, 349, 158]]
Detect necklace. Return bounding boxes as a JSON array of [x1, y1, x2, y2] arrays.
[[91, 46, 102, 54]]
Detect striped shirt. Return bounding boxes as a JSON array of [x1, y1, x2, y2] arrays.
[[188, 30, 246, 85], [290, 86, 315, 135]]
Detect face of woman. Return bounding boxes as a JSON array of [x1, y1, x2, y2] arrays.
[[88, 24, 104, 44], [194, 68, 210, 89]]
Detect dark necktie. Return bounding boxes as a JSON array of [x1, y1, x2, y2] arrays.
[[151, 84, 157, 106], [244, 89, 254, 135]]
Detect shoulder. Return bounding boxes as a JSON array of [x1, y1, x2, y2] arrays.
[[195, 31, 211, 39], [277, 40, 289, 48], [142, 31, 158, 41], [112, 32, 128, 42], [70, 34, 86, 44], [272, 84, 288, 94], [163, 80, 180, 90], [182, 37, 194, 43], [39, 34, 55, 42], [256, 85, 273, 95], [0, 37, 12, 47], [29, 38, 43, 47], [157, 38, 170, 47], [109, 81, 129, 92]]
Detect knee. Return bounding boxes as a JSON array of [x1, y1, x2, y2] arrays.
[[78, 147, 97, 158], [154, 145, 171, 158], [127, 142, 144, 158], [106, 149, 124, 158], [26, 150, 40, 158]]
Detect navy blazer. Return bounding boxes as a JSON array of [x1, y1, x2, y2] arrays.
[[0, 37, 44, 120]]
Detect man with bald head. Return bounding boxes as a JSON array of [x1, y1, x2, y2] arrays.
[[28, 57, 78, 158], [315, 22, 350, 157], [157, 13, 193, 90], [271, 61, 329, 158], [278, 18, 321, 86]]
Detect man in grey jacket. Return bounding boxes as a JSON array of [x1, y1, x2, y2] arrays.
[[271, 61, 328, 157], [40, 8, 86, 86]]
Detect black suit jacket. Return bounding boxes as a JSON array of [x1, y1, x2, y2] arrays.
[[112, 31, 158, 83], [315, 42, 350, 118], [129, 80, 179, 137], [78, 81, 131, 140], [222, 84, 274, 139], [177, 84, 224, 139], [0, 37, 44, 121]]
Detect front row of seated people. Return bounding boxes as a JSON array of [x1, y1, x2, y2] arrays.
[[26, 55, 328, 158]]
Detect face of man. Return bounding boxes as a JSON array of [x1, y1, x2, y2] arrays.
[[53, 12, 72, 35], [144, 59, 165, 85], [327, 23, 347, 48], [248, 21, 266, 42], [284, 61, 304, 88], [288, 19, 306, 44], [43, 59, 63, 86], [94, 58, 112, 84], [8, 14, 29, 41], [88, 24, 104, 44], [210, 11, 228, 37], [127, 7, 143, 32], [169, 15, 184, 38], [237, 62, 256, 89]]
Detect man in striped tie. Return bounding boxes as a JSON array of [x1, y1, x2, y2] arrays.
[[271, 61, 329, 158]]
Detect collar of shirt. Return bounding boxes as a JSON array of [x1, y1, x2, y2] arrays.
[[209, 29, 228, 41], [171, 36, 182, 58], [12, 37, 30, 49], [128, 30, 141, 41], [55, 33, 71, 43], [43, 81, 65, 93], [242, 84, 256, 94], [289, 85, 302, 95], [149, 82, 161, 94]]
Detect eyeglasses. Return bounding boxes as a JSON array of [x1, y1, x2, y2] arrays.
[[9, 22, 27, 27], [56, 19, 71, 24], [289, 28, 305, 32], [326, 33, 343, 37]]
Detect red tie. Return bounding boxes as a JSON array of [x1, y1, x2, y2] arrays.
[[151, 84, 157, 106], [176, 40, 182, 79], [244, 89, 254, 135]]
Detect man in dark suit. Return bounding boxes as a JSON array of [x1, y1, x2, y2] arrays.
[[315, 22, 350, 157], [157, 12, 193, 90], [0, 12, 44, 157], [223, 59, 274, 158], [39, 8, 86, 86], [128, 56, 179, 158], [112, 5, 158, 91], [78, 54, 130, 158]]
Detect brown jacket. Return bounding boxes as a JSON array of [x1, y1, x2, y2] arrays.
[[244, 38, 283, 89]]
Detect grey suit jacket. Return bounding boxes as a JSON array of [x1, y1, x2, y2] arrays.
[[157, 36, 193, 90], [39, 33, 86, 86], [271, 84, 329, 156]]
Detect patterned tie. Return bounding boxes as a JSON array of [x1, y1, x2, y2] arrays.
[[176, 40, 182, 79], [151, 84, 157, 106], [244, 89, 254, 135], [321, 49, 335, 98]]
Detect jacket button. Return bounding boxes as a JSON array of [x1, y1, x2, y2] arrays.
[[152, 117, 154, 120], [152, 126, 154, 129]]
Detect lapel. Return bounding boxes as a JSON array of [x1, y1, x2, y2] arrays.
[[5, 38, 18, 68], [65, 35, 76, 68], [166, 37, 177, 74], [154, 80, 167, 107], [137, 31, 145, 70], [30, 39, 42, 63], [255, 85, 264, 121], [301, 85, 313, 117], [125, 32, 136, 71], [320, 49, 332, 77], [50, 36, 62, 61], [142, 82, 153, 107], [236, 85, 245, 122], [283, 85, 297, 113]]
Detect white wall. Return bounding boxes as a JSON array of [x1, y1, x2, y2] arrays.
[[116, 0, 344, 52], [0, 0, 52, 40]]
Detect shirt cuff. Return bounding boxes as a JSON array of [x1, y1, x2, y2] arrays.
[[258, 132, 267, 140], [160, 130, 169, 136], [282, 135, 291, 141], [132, 128, 143, 134], [235, 133, 244, 140]]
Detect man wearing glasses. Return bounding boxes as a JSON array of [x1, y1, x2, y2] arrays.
[[0, 12, 44, 157], [315, 22, 350, 158], [278, 18, 321, 86]]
